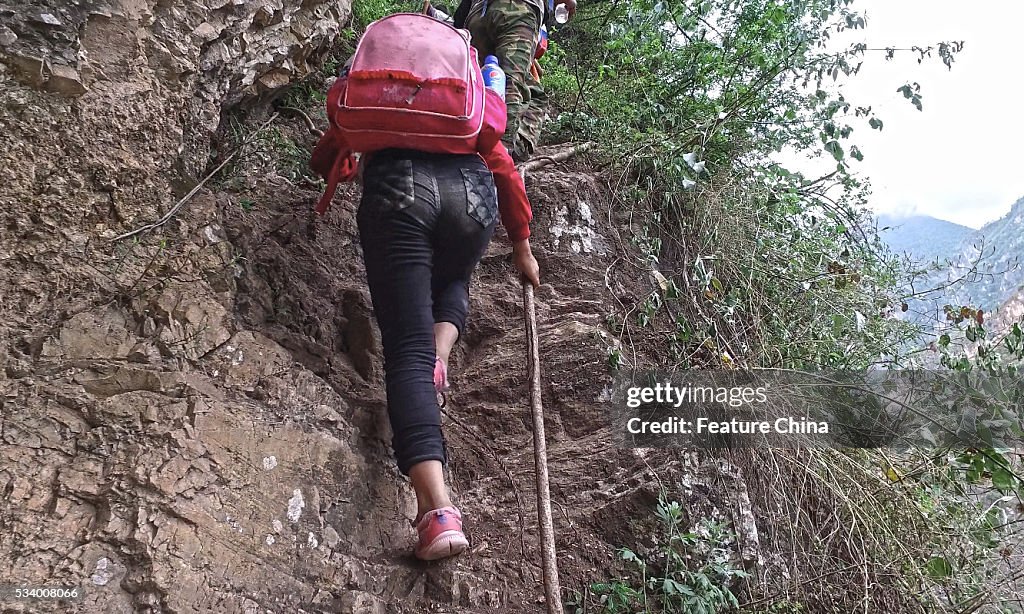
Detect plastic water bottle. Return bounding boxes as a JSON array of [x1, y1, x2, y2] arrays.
[[554, 3, 569, 23], [482, 55, 506, 101]]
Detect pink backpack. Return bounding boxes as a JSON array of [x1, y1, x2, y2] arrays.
[[333, 13, 485, 154], [311, 13, 508, 215]]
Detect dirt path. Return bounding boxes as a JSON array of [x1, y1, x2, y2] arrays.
[[210, 157, 663, 612]]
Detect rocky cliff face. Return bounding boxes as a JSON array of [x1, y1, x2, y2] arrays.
[[0, 2, 383, 612], [0, 0, 346, 175], [0, 3, 766, 613]]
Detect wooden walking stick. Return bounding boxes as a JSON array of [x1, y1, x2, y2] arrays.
[[522, 280, 565, 614]]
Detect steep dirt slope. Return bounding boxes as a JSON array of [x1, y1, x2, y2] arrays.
[[0, 3, 762, 613], [182, 145, 757, 612]]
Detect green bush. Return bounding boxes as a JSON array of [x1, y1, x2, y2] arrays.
[[569, 495, 747, 614], [351, 0, 421, 30], [542, 0, 951, 371], [546, 0, 1022, 610]]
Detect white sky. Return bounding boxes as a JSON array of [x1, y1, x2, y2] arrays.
[[780, 0, 1024, 229]]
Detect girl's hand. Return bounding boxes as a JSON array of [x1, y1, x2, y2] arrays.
[[513, 239, 541, 287]]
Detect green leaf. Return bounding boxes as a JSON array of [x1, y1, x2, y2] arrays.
[[926, 556, 953, 578], [824, 140, 844, 161], [992, 466, 1015, 493]]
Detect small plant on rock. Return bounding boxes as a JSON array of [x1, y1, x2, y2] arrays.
[[573, 494, 747, 614]]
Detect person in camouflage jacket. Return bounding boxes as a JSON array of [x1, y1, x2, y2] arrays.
[[459, 0, 576, 162]]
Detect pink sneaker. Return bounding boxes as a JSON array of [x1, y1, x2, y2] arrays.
[[414, 506, 469, 561], [433, 356, 449, 393]]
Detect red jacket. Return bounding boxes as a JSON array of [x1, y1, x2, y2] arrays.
[[310, 83, 532, 242]]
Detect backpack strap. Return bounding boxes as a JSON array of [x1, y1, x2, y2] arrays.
[[314, 145, 357, 215], [311, 74, 359, 215]]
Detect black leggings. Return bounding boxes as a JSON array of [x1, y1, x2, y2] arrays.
[[357, 149, 498, 475]]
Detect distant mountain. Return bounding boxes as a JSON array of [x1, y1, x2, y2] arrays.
[[950, 196, 1024, 311], [877, 214, 976, 263], [994, 286, 1024, 333], [878, 197, 1024, 321]]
